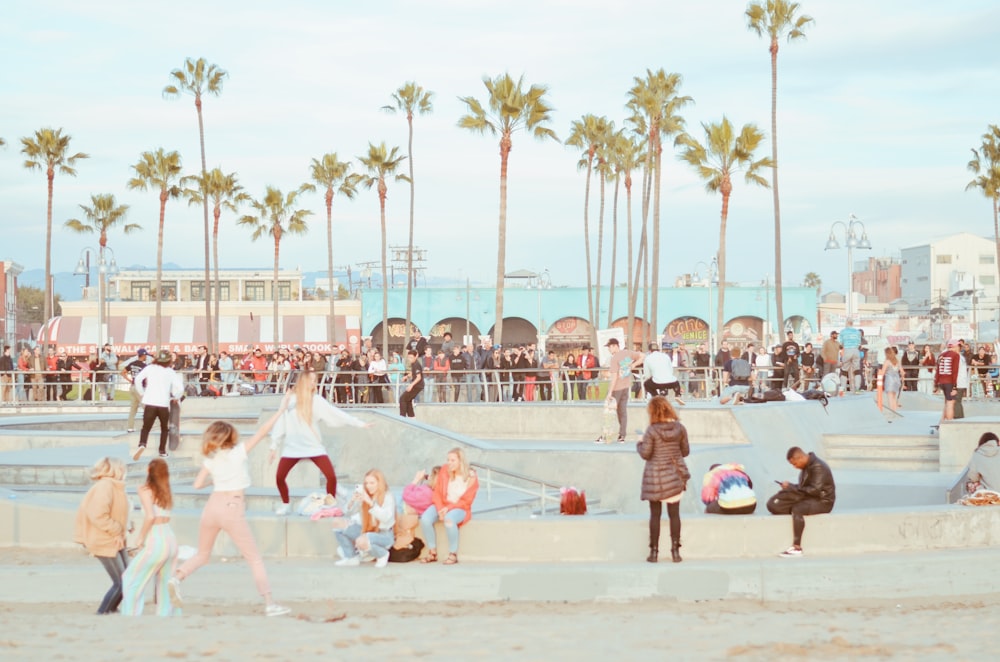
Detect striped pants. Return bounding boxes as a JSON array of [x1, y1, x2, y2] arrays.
[[120, 523, 179, 616]]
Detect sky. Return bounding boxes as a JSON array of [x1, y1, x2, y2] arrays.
[[2, 0, 999, 298]]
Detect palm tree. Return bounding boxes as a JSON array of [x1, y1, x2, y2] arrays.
[[966, 125, 1000, 292], [802, 272, 822, 290], [458, 73, 558, 345], [747, 0, 814, 336], [163, 57, 228, 354], [357, 143, 408, 358], [238, 186, 312, 348], [182, 168, 247, 350], [611, 132, 644, 343], [309, 154, 360, 348], [127, 149, 183, 349], [678, 118, 773, 347], [566, 114, 612, 330], [20, 128, 89, 354], [382, 82, 434, 350], [627, 70, 692, 342]]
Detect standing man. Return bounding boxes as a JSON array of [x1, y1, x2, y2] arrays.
[[901, 341, 920, 392], [399, 348, 423, 417], [539, 350, 558, 401], [193, 345, 210, 395], [30, 346, 45, 402], [781, 331, 801, 391], [767, 446, 836, 557], [820, 330, 841, 379], [0, 346, 13, 404], [838, 320, 863, 393], [448, 345, 466, 402], [935, 339, 961, 423], [692, 343, 711, 397], [420, 346, 435, 403], [98, 343, 118, 402], [120, 348, 151, 432], [132, 349, 184, 460], [602, 338, 644, 444], [577, 345, 599, 401]]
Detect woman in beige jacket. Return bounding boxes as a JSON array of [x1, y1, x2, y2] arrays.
[[74, 457, 130, 614]]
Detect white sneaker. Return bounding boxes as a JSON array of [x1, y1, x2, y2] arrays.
[[275, 503, 290, 516], [779, 546, 803, 558], [374, 554, 389, 568], [167, 577, 183, 606], [132, 445, 145, 461], [265, 603, 291, 617], [334, 555, 360, 567]]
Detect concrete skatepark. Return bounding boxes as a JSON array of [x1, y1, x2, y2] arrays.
[[2, 394, 1000, 603]]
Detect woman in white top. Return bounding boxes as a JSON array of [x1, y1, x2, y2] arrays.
[[169, 394, 292, 617], [753, 345, 772, 395], [268, 370, 372, 515], [367, 350, 388, 404], [334, 469, 396, 568], [121, 458, 179, 616]]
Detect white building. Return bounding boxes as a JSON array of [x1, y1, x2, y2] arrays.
[[900, 232, 999, 314]]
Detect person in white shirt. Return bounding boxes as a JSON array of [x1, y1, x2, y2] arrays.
[[643, 342, 685, 406], [133, 350, 184, 460], [268, 370, 372, 515], [367, 350, 388, 404], [334, 469, 396, 568], [169, 394, 293, 617]]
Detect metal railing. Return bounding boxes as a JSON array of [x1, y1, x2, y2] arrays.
[[470, 461, 563, 516]]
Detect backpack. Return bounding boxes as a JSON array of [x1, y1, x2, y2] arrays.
[[763, 389, 785, 401], [388, 537, 425, 563], [730, 358, 752, 380]]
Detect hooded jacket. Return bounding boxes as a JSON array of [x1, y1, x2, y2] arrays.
[[637, 421, 690, 501], [968, 439, 1000, 491]]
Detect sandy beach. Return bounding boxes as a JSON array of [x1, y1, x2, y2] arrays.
[[0, 549, 993, 661]]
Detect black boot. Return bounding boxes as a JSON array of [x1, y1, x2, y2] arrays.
[[646, 547, 658, 563], [671, 541, 682, 563]]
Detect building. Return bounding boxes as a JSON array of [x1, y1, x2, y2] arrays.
[[1, 260, 24, 348], [110, 267, 305, 303], [900, 232, 999, 314], [852, 256, 902, 304]]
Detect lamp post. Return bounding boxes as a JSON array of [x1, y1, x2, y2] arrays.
[[74, 246, 119, 354], [528, 269, 552, 347], [693, 258, 718, 354], [824, 214, 871, 321]]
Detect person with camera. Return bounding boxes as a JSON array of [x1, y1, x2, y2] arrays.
[[334, 469, 396, 568]]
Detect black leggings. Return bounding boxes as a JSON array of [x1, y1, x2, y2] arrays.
[[648, 500, 681, 549], [139, 405, 170, 454]]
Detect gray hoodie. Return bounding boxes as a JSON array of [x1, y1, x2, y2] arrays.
[[967, 439, 1000, 491]]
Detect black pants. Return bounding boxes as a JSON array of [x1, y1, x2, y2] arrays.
[[139, 405, 170, 454], [767, 493, 833, 546], [644, 378, 681, 398], [399, 387, 420, 417], [705, 501, 757, 515], [648, 500, 681, 550], [537, 380, 551, 401]]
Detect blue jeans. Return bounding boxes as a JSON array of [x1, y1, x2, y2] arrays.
[[420, 507, 467, 554], [335, 523, 394, 559], [96, 549, 129, 614]]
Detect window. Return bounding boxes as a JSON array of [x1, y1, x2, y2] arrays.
[[278, 280, 291, 301], [981, 255, 995, 265], [191, 281, 205, 301], [981, 275, 996, 285], [217, 282, 230, 301], [159, 284, 177, 301], [245, 280, 265, 301], [936, 255, 952, 264], [917, 276, 928, 282], [130, 281, 151, 302]]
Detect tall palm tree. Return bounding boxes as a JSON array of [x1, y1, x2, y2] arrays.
[[678, 118, 773, 347], [594, 133, 616, 327], [566, 114, 612, 330], [612, 132, 644, 343], [127, 149, 183, 349], [21, 128, 89, 354], [382, 82, 434, 350], [182, 168, 247, 350], [358, 143, 408, 358], [308, 154, 360, 347], [627, 70, 692, 342], [163, 57, 228, 354], [458, 73, 558, 345], [747, 0, 814, 336], [238, 186, 312, 348], [966, 125, 1000, 294]]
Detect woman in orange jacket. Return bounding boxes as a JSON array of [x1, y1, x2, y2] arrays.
[[420, 447, 479, 565], [73, 457, 130, 614]]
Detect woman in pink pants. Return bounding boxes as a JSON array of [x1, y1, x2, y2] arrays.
[[169, 393, 292, 617]]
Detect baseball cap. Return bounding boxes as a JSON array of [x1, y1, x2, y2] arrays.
[[830, 331, 838, 337], [136, 348, 148, 356], [155, 349, 173, 365]]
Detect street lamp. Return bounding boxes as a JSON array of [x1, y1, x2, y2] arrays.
[[824, 214, 871, 320], [693, 258, 718, 354], [527, 269, 552, 346], [74, 246, 119, 354]]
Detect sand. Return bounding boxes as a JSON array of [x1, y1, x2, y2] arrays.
[[0, 549, 993, 661]]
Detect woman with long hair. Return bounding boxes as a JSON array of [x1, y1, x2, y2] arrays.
[[73, 457, 130, 614], [919, 345, 936, 394], [334, 469, 396, 568], [367, 350, 387, 404], [120, 458, 179, 616], [637, 396, 690, 563], [268, 370, 372, 515], [879, 347, 903, 412], [169, 395, 293, 617], [420, 447, 479, 565]]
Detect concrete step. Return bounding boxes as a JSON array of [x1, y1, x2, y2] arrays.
[[824, 433, 938, 448], [827, 457, 939, 472], [0, 456, 200, 486], [826, 444, 939, 461]]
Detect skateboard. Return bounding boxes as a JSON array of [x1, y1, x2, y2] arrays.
[[168, 399, 181, 451]]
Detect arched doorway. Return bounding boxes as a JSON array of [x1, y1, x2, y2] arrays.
[[488, 317, 537, 348], [370, 318, 420, 354], [785, 315, 813, 340], [546, 316, 595, 353], [610, 316, 650, 351], [722, 316, 765, 349], [429, 317, 482, 348]]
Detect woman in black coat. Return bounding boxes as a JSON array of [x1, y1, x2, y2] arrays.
[[637, 396, 690, 563]]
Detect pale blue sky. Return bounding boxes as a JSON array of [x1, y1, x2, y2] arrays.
[[2, 0, 998, 295]]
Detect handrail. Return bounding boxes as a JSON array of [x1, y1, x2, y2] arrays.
[[469, 461, 563, 516]]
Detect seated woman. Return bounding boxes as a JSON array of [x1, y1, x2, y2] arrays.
[[420, 447, 479, 565], [700, 463, 756, 515], [402, 467, 439, 516], [334, 469, 395, 568], [966, 432, 1000, 493]]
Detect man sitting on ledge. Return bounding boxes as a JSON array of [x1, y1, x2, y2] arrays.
[[767, 446, 836, 558]]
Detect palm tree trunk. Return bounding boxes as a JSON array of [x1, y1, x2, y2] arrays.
[[625, 174, 635, 347], [326, 190, 335, 348], [156, 195, 166, 349], [993, 195, 999, 339], [196, 100, 214, 355], [212, 206, 221, 353], [596, 167, 606, 330], [717, 190, 731, 351], [42, 169, 54, 356], [380, 194, 389, 359], [272, 236, 281, 350], [495, 139, 511, 345], [651, 134, 663, 344], [582, 155, 595, 331], [608, 174, 620, 329], [770, 40, 785, 336], [405, 114, 416, 350]]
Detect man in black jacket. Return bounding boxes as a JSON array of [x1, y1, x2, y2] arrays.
[[767, 446, 836, 557]]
